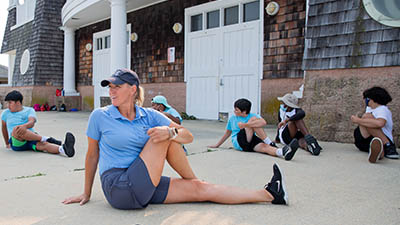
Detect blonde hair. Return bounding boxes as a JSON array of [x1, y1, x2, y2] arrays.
[[135, 86, 144, 106]]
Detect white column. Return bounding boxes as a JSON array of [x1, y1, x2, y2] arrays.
[[109, 0, 127, 73], [62, 26, 79, 96]]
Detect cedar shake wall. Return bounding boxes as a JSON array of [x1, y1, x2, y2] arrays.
[[75, 0, 212, 86], [76, 20, 111, 86], [1, 0, 65, 86], [303, 0, 400, 69], [263, 0, 306, 79]]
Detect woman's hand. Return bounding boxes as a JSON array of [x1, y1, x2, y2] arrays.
[[147, 126, 170, 143], [278, 121, 286, 128], [62, 193, 90, 205]]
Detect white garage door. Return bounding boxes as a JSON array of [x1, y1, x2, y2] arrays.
[[93, 25, 131, 109], [185, 0, 263, 120]]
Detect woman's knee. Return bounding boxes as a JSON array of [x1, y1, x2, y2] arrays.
[[190, 179, 211, 202]]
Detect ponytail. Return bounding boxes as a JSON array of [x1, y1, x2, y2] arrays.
[[135, 86, 144, 106]]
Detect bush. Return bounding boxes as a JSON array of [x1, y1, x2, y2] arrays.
[[181, 112, 196, 120]]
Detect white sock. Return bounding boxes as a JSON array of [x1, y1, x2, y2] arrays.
[[41, 136, 49, 142], [59, 146, 66, 156], [264, 137, 272, 145], [276, 148, 283, 157]]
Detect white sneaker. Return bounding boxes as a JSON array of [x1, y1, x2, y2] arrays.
[[368, 137, 383, 163]]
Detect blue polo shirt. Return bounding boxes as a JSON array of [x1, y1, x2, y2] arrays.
[[165, 107, 182, 122], [86, 105, 171, 175], [1, 107, 36, 137], [226, 113, 261, 150]]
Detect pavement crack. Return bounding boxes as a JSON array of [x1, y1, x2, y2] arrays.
[[4, 172, 46, 181]]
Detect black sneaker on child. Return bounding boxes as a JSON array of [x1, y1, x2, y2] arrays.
[[304, 134, 322, 156], [47, 137, 62, 145], [265, 163, 288, 205], [282, 138, 299, 161], [384, 143, 399, 159], [62, 132, 75, 158]]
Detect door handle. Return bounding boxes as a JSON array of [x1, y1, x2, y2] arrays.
[[219, 78, 223, 86]]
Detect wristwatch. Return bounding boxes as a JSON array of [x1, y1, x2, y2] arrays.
[[171, 128, 178, 139]]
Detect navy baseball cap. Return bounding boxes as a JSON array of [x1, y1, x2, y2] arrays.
[[101, 69, 140, 87]]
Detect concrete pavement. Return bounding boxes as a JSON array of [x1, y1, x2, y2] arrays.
[[0, 111, 399, 225]]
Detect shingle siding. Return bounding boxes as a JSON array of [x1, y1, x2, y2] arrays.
[[1, 0, 65, 86], [303, 0, 400, 70]]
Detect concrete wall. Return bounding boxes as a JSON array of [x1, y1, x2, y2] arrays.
[[302, 66, 400, 146]]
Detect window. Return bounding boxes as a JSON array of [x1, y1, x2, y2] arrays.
[[207, 10, 220, 29], [243, 1, 259, 22], [224, 6, 238, 26], [105, 36, 110, 49], [14, 0, 36, 29], [191, 14, 203, 32], [363, 0, 400, 27], [96, 38, 103, 50]]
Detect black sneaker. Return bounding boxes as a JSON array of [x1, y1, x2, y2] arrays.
[[265, 163, 287, 205], [304, 134, 322, 156], [269, 142, 278, 147], [282, 139, 299, 161], [62, 132, 75, 157], [384, 143, 399, 159], [47, 137, 62, 145]]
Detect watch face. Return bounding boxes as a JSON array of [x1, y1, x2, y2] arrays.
[[174, 128, 178, 134]]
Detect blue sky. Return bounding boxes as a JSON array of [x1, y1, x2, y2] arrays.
[[0, 1, 9, 67]]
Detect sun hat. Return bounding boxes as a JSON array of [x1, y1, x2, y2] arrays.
[[277, 93, 299, 108], [151, 95, 171, 109], [101, 69, 139, 87]]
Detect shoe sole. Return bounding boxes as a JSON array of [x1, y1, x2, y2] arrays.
[[285, 139, 299, 161], [368, 138, 382, 163], [63, 132, 75, 157], [274, 163, 288, 205], [384, 155, 399, 159]]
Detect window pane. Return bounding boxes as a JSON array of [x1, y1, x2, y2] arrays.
[[96, 38, 103, 50], [105, 36, 110, 49], [191, 14, 203, 32], [207, 10, 220, 29], [244, 1, 259, 22], [224, 6, 238, 26]]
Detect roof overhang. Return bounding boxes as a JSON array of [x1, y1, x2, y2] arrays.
[[62, 0, 167, 28]]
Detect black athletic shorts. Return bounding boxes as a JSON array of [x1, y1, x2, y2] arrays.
[[354, 126, 373, 152], [280, 125, 304, 145], [237, 129, 264, 152]]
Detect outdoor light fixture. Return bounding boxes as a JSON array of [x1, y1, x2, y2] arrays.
[[85, 43, 92, 51], [130, 32, 138, 42], [265, 1, 279, 16], [172, 23, 183, 34]]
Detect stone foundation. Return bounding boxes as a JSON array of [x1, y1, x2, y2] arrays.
[[302, 67, 400, 146], [0, 86, 61, 109], [261, 78, 304, 124]]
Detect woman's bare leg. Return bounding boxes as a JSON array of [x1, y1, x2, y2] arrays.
[[164, 178, 273, 204], [139, 138, 196, 186], [166, 141, 196, 179]]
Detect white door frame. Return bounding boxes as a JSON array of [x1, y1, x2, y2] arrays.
[[93, 24, 131, 109], [184, 0, 263, 119]]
